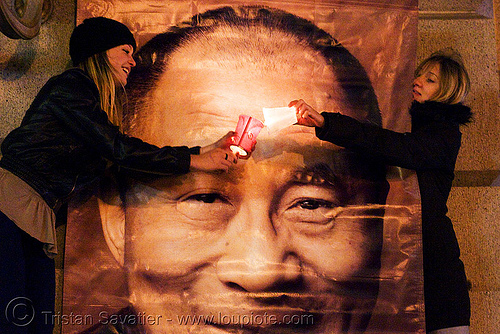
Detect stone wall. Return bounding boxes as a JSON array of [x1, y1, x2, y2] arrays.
[[0, 1, 74, 333], [418, 1, 500, 333]]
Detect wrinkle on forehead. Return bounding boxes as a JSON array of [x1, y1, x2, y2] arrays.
[[131, 24, 342, 147], [172, 25, 324, 73]]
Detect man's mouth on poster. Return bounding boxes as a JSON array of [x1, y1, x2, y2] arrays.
[[131, 265, 378, 333]]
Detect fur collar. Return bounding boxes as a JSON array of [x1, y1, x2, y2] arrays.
[[410, 101, 473, 127]]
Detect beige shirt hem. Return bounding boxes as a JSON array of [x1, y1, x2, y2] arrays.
[[0, 167, 57, 257]]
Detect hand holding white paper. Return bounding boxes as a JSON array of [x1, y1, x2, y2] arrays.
[[263, 106, 297, 134]]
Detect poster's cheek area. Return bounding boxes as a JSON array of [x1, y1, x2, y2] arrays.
[[64, 1, 422, 333], [67, 181, 420, 334], [122, 181, 388, 334]]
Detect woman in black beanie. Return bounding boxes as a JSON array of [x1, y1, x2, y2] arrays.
[[291, 49, 472, 334], [0, 17, 237, 334]]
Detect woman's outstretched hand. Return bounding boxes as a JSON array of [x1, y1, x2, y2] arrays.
[[192, 131, 238, 172], [190, 148, 237, 172], [200, 131, 235, 153], [289, 99, 325, 128]]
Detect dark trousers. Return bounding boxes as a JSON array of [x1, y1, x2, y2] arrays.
[[424, 258, 471, 332], [0, 210, 55, 334]]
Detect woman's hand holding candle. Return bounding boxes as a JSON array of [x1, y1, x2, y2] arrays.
[[193, 131, 238, 172], [200, 131, 235, 154]]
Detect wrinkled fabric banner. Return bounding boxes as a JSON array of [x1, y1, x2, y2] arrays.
[[62, 1, 423, 333]]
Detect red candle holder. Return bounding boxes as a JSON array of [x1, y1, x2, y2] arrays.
[[230, 115, 264, 157]]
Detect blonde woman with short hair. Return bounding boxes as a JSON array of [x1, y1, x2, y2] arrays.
[[293, 49, 472, 334]]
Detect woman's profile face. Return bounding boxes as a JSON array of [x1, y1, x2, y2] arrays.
[[412, 62, 441, 103], [106, 44, 136, 86]]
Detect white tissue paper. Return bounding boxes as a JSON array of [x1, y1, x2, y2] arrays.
[[262, 106, 297, 134]]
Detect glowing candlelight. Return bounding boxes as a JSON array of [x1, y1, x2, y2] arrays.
[[230, 115, 264, 157]]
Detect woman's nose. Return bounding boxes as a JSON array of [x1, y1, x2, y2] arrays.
[[413, 76, 422, 87], [216, 206, 301, 292], [129, 56, 136, 67]]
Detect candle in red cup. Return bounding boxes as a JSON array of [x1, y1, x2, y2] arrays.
[[230, 115, 264, 157]]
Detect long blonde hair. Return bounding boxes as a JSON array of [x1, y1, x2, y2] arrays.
[[78, 52, 125, 130]]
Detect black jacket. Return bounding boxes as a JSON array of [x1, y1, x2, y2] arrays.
[[0, 68, 198, 212], [316, 100, 472, 263], [316, 100, 473, 329]]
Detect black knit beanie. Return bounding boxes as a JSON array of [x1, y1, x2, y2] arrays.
[[70, 17, 136, 66]]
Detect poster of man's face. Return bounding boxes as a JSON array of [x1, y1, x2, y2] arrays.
[[62, 1, 424, 333]]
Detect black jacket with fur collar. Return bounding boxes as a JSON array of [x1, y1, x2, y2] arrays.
[[317, 100, 472, 260]]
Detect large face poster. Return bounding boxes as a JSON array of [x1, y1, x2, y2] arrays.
[[62, 1, 423, 333]]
